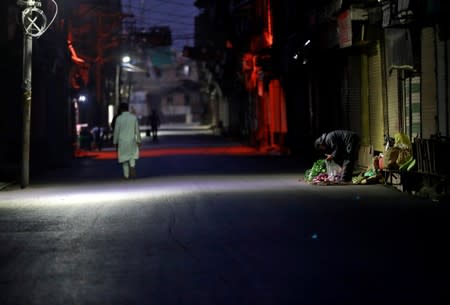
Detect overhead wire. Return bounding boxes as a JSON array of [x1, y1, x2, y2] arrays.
[[150, 0, 198, 8], [121, 0, 198, 47], [136, 18, 194, 27], [123, 2, 198, 16], [121, 4, 197, 29]]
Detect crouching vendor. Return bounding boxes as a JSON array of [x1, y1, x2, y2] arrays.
[[314, 130, 360, 182]]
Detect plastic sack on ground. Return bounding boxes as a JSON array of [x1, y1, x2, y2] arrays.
[[326, 160, 343, 182], [394, 132, 412, 149], [393, 132, 412, 165], [383, 133, 412, 169], [384, 146, 400, 169]]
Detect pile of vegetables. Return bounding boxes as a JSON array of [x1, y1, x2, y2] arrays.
[[304, 159, 326, 182]]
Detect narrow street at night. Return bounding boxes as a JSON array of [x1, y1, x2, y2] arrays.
[[0, 129, 448, 305], [2, 1, 450, 304]]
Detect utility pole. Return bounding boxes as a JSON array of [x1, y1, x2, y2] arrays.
[[17, 0, 56, 188]]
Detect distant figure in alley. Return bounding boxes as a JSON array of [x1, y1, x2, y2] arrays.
[[147, 108, 161, 143]]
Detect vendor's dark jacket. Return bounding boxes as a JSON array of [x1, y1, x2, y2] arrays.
[[314, 130, 360, 165]]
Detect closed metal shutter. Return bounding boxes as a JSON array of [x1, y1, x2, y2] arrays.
[[341, 54, 362, 135], [421, 27, 437, 138], [368, 42, 385, 152], [386, 69, 399, 136], [403, 76, 421, 139]]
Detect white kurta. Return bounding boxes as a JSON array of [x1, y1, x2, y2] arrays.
[[113, 111, 142, 163]]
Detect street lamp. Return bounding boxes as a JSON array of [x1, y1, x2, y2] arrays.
[[122, 55, 131, 64], [78, 95, 87, 102]]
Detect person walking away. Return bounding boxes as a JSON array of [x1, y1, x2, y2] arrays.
[[148, 109, 161, 142], [113, 103, 142, 179], [314, 130, 360, 182]]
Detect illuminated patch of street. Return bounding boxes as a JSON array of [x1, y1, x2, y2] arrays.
[[0, 174, 307, 208]]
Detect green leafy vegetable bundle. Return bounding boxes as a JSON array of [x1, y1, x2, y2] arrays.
[[304, 159, 326, 182]]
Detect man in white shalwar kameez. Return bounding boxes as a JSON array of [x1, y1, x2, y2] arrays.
[[113, 103, 142, 179]]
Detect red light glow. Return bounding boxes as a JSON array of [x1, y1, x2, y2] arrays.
[[75, 145, 266, 160]]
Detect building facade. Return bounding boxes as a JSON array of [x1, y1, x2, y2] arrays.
[[192, 0, 450, 191]]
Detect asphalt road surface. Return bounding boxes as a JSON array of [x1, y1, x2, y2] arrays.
[[1, 129, 448, 305]]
